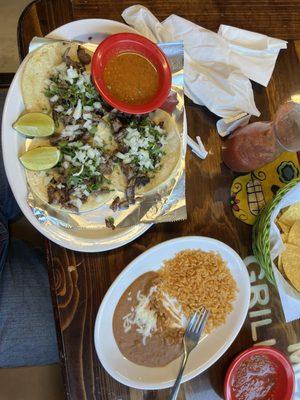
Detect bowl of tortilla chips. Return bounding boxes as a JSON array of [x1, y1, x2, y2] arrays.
[[253, 177, 300, 293]]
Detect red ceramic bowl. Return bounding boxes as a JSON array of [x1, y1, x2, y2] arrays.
[[91, 33, 171, 114], [224, 346, 295, 400]]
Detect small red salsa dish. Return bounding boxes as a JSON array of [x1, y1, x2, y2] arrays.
[[91, 33, 171, 114], [224, 346, 295, 400]]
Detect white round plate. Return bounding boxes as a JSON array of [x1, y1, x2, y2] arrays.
[[1, 19, 154, 252], [94, 236, 250, 390]]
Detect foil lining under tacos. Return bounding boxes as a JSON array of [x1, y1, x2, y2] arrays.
[[20, 42, 181, 214]]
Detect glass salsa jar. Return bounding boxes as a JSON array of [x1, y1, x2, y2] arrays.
[[222, 102, 300, 172]]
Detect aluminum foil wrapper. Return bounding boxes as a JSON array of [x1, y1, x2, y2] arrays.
[[27, 38, 186, 230]]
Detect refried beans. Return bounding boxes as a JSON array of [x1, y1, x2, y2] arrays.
[[113, 250, 237, 368], [113, 271, 184, 367]]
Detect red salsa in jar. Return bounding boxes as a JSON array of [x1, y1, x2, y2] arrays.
[[222, 122, 281, 172], [222, 101, 300, 173], [231, 354, 278, 400]]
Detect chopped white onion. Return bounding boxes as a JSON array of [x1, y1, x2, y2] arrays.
[[54, 105, 64, 113], [67, 67, 78, 80], [56, 183, 65, 189], [50, 95, 59, 103], [93, 102, 102, 109], [82, 112, 93, 120], [73, 99, 82, 120]]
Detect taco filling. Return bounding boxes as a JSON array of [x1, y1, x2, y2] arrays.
[[41, 47, 114, 211], [45, 48, 108, 137], [18, 43, 181, 214], [108, 111, 167, 206], [46, 140, 113, 211]]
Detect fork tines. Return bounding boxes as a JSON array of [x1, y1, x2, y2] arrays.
[[186, 306, 209, 336]]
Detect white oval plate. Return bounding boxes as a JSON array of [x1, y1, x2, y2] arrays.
[[1, 19, 155, 252], [94, 236, 250, 390]]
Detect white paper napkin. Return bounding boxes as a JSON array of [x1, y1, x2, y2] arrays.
[[218, 24, 287, 87], [122, 5, 287, 135]]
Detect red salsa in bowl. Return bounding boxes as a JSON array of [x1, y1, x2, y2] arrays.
[[224, 346, 295, 400], [103, 52, 159, 105], [91, 33, 171, 114]]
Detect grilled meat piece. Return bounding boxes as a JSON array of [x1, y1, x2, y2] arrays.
[[81, 132, 90, 144], [125, 178, 136, 205], [113, 128, 127, 143], [135, 175, 150, 187], [47, 185, 60, 205], [61, 114, 74, 126], [97, 186, 111, 194], [52, 109, 60, 124], [76, 131, 90, 144], [91, 113, 103, 122], [55, 172, 67, 184], [63, 47, 84, 70], [110, 196, 130, 211], [118, 199, 130, 210], [64, 203, 78, 212], [77, 46, 91, 65], [47, 184, 70, 205], [109, 109, 149, 124], [122, 173, 150, 205], [109, 110, 132, 125], [121, 164, 135, 181], [99, 157, 113, 175], [58, 188, 70, 204], [49, 134, 62, 145], [112, 118, 123, 133], [105, 217, 116, 230], [110, 196, 121, 212], [125, 186, 136, 205]]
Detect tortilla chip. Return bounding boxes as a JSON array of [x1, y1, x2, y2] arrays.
[[287, 220, 300, 246], [281, 232, 289, 243], [277, 219, 291, 235], [278, 203, 300, 227], [277, 253, 284, 273], [281, 243, 300, 292]]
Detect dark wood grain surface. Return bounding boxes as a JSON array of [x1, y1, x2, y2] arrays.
[[17, 0, 300, 59], [17, 1, 300, 399]]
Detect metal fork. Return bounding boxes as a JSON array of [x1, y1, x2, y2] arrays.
[[168, 307, 209, 400]]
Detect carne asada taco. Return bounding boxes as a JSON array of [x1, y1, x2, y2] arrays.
[[22, 42, 81, 113], [108, 109, 182, 205], [24, 138, 115, 213], [21, 42, 116, 212]]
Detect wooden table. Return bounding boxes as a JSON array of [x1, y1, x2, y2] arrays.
[[18, 1, 300, 399]]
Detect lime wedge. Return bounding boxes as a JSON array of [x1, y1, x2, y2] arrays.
[[19, 146, 60, 170], [13, 113, 55, 137]]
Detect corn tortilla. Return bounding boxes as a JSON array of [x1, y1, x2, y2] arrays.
[[110, 109, 182, 194]]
